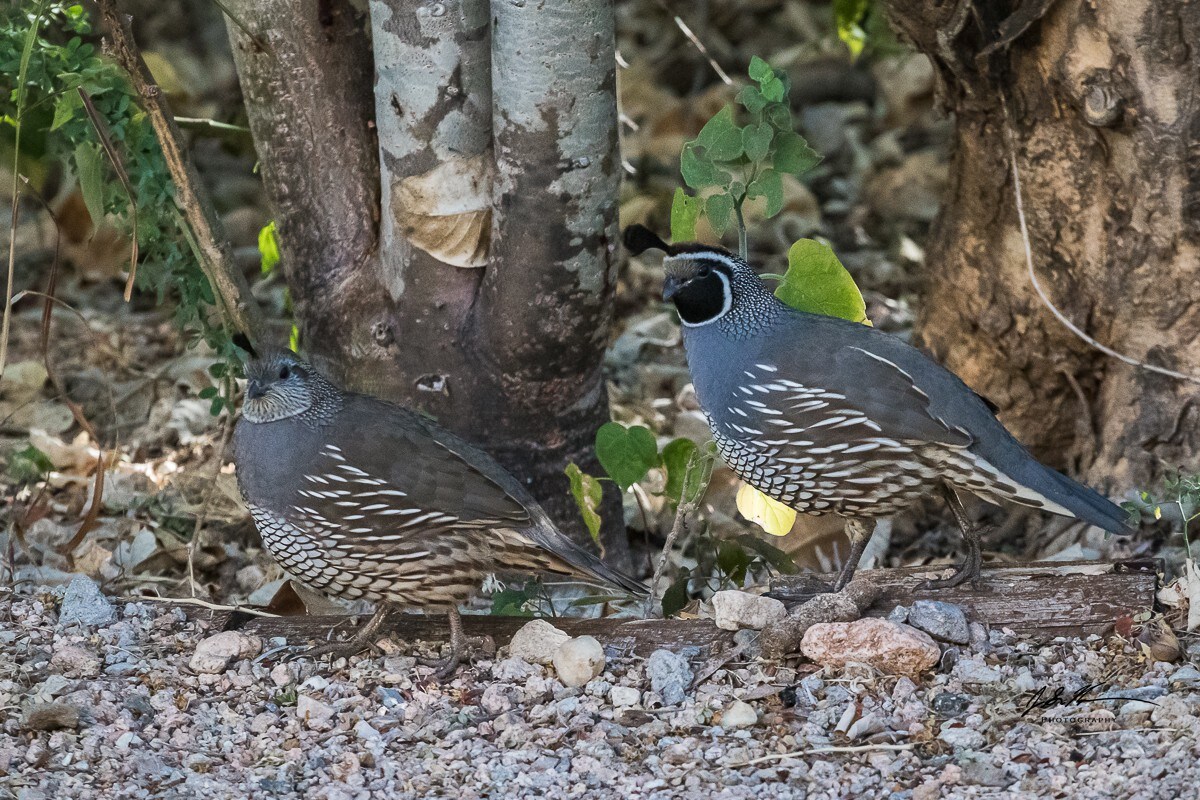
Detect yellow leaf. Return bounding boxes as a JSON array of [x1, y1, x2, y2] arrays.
[[736, 483, 796, 536]]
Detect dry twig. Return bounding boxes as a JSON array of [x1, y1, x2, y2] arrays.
[[95, 0, 265, 343]]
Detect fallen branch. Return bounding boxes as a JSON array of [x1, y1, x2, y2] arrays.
[[96, 0, 265, 344], [728, 742, 916, 768]]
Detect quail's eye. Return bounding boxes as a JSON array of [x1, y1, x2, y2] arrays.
[[696, 265, 712, 278], [278, 365, 291, 380]]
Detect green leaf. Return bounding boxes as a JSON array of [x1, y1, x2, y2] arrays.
[[694, 106, 743, 162], [773, 132, 823, 176], [748, 55, 773, 83], [594, 422, 658, 492], [661, 571, 691, 617], [670, 188, 701, 242], [834, 0, 870, 60], [717, 539, 753, 586], [680, 441, 718, 506], [661, 438, 698, 505], [565, 462, 604, 545], [705, 193, 734, 236], [197, 386, 218, 399], [775, 238, 869, 324], [8, 445, 54, 482], [490, 584, 536, 617], [760, 75, 785, 103], [737, 85, 767, 115], [765, 103, 792, 131], [74, 142, 105, 224], [734, 533, 799, 574], [258, 221, 280, 274], [747, 169, 783, 217], [51, 90, 81, 131], [681, 143, 722, 189], [742, 123, 774, 163]]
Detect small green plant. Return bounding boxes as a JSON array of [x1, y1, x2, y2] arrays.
[[6, 444, 54, 482], [833, 0, 903, 61], [1124, 471, 1200, 557], [671, 56, 822, 257], [2, 3, 244, 411]]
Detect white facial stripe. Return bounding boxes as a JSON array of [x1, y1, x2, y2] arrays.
[[663, 251, 742, 272]]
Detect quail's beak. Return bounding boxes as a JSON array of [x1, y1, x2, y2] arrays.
[[662, 274, 682, 302], [246, 380, 265, 400]]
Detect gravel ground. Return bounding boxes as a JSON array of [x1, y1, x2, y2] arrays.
[[4, 584, 1200, 800]]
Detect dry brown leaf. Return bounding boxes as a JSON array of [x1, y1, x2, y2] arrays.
[[392, 154, 493, 267]]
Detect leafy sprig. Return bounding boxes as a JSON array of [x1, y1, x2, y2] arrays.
[[671, 56, 822, 255]]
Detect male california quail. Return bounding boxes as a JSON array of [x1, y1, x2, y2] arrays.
[[233, 351, 644, 675], [625, 225, 1133, 590]]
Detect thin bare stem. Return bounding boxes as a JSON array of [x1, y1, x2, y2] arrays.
[[648, 497, 696, 617], [728, 743, 916, 768], [661, 6, 732, 86]]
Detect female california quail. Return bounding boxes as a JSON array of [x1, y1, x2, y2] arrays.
[[233, 351, 644, 675], [625, 225, 1132, 590]]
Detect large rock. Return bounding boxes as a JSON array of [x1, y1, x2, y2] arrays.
[[508, 619, 570, 666], [801, 619, 940, 677], [711, 590, 787, 631], [552, 636, 605, 688], [58, 575, 116, 627], [189, 631, 263, 674]]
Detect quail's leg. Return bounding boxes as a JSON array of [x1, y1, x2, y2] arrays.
[[426, 607, 495, 680], [918, 486, 985, 590], [306, 603, 395, 660], [830, 518, 874, 592]]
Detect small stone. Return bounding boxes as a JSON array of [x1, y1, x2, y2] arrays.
[[609, 686, 641, 707], [354, 720, 381, 742], [115, 731, 140, 751], [552, 636, 605, 688], [931, 692, 971, 717], [49, 645, 101, 678], [508, 619, 570, 665], [908, 600, 970, 644], [801, 619, 940, 677], [492, 657, 540, 682], [270, 663, 293, 687], [1168, 665, 1200, 687], [939, 725, 985, 750], [189, 631, 263, 674], [58, 576, 116, 627], [296, 695, 335, 728], [721, 700, 758, 729], [647, 649, 693, 706], [711, 590, 787, 631], [480, 684, 518, 715], [22, 702, 80, 731], [953, 660, 1002, 684]]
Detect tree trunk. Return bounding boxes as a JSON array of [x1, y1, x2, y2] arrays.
[[224, 0, 627, 561], [884, 0, 1200, 492]]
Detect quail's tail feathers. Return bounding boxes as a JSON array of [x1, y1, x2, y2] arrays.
[[1006, 460, 1135, 536], [522, 518, 648, 597]]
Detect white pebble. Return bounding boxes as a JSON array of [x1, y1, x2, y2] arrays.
[[609, 686, 641, 707], [722, 700, 758, 729], [552, 636, 605, 688], [509, 619, 570, 665], [189, 631, 262, 675]]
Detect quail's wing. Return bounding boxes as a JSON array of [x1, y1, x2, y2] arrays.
[[286, 397, 531, 545], [726, 321, 974, 450]]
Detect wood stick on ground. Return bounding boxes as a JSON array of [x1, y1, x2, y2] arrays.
[[95, 0, 265, 344]]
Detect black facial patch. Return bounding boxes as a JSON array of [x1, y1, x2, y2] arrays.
[[672, 269, 729, 324]]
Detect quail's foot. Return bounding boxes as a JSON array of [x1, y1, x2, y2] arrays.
[[418, 608, 495, 680], [304, 605, 395, 662]]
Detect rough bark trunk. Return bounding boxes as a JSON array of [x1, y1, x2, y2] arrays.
[[884, 0, 1200, 491], [224, 0, 627, 561]]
